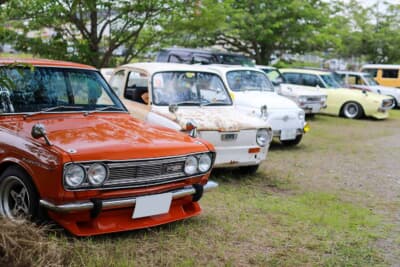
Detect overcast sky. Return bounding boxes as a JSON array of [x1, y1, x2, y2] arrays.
[[345, 0, 398, 6]]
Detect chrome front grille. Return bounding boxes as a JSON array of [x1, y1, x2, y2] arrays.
[[103, 157, 187, 188], [306, 96, 321, 102]]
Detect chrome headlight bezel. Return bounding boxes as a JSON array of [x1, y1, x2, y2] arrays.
[[184, 156, 198, 175], [87, 163, 108, 186], [198, 154, 212, 173], [298, 96, 308, 103], [64, 164, 85, 188], [256, 128, 269, 147], [63, 162, 109, 190]]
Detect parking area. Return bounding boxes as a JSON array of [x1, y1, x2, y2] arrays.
[[53, 110, 400, 266]]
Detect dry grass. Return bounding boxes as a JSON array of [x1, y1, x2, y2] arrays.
[[0, 219, 65, 267]]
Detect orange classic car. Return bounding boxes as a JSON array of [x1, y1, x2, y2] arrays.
[[0, 59, 217, 236]]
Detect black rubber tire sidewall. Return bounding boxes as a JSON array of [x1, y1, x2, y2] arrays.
[[0, 166, 40, 221]]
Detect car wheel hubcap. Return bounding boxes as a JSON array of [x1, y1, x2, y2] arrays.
[[0, 176, 30, 220], [345, 103, 358, 118]]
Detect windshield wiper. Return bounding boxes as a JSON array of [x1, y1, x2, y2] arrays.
[[24, 105, 85, 118], [201, 101, 230, 106], [86, 105, 125, 114], [173, 101, 201, 106], [41, 105, 85, 112]]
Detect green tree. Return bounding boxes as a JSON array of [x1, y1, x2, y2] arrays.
[[1, 0, 178, 68], [211, 0, 333, 64]]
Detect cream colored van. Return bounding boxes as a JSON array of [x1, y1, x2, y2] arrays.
[[361, 64, 400, 88]]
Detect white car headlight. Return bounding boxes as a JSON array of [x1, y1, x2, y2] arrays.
[[299, 96, 308, 102], [198, 154, 212, 172], [298, 110, 305, 121], [87, 163, 107, 186], [256, 129, 269, 147], [184, 156, 198, 175], [64, 164, 85, 188]]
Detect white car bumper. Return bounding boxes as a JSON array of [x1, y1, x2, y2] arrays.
[[266, 111, 305, 140], [198, 130, 269, 168]]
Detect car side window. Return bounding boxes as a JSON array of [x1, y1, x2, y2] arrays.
[[125, 71, 149, 104], [363, 68, 378, 78], [282, 73, 301, 84], [109, 70, 125, 95], [301, 74, 320, 87], [382, 69, 398, 78], [347, 75, 357, 85]]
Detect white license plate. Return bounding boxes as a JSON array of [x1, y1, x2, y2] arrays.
[[280, 129, 297, 140], [132, 192, 172, 219], [311, 104, 320, 113]]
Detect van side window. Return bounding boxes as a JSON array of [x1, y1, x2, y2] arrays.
[[125, 71, 149, 104], [382, 69, 398, 78]]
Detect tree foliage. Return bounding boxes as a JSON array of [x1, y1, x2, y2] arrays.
[[208, 0, 334, 64], [1, 0, 178, 68], [3, 0, 400, 66]]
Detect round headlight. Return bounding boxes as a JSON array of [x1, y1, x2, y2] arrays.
[[184, 156, 198, 175], [299, 96, 307, 102], [198, 154, 212, 172], [256, 129, 269, 147], [64, 164, 85, 188], [87, 163, 107, 186], [298, 110, 305, 121]]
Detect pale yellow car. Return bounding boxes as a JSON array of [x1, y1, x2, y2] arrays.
[[280, 69, 394, 119]]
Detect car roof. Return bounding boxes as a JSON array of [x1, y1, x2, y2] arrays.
[[256, 65, 276, 70], [159, 47, 246, 56], [279, 68, 331, 75], [362, 64, 400, 69], [335, 70, 370, 76], [208, 64, 266, 75], [117, 62, 221, 75], [0, 58, 96, 70]]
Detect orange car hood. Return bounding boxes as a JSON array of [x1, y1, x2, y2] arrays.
[[4, 113, 210, 162]]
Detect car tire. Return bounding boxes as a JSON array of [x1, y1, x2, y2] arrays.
[[389, 97, 398, 109], [0, 166, 40, 222], [239, 165, 259, 175], [281, 134, 302, 146], [341, 102, 364, 119]]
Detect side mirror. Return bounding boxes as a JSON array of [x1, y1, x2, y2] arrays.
[[31, 123, 52, 146], [186, 120, 198, 138], [168, 104, 178, 113]]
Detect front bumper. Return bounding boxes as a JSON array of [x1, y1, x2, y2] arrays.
[[40, 181, 218, 213], [300, 103, 325, 114]]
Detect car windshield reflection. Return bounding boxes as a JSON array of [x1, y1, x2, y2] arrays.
[[152, 71, 232, 106], [0, 67, 124, 114], [226, 70, 274, 92], [320, 73, 343, 88]]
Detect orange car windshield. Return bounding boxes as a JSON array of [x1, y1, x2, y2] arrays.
[[0, 67, 125, 114]]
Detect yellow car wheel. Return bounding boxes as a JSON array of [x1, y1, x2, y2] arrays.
[[341, 102, 364, 119]]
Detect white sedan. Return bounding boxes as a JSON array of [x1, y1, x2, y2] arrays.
[[210, 65, 309, 146]]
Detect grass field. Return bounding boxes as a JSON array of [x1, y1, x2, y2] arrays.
[[2, 110, 400, 266]]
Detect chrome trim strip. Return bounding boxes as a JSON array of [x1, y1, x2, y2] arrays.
[[40, 180, 218, 213], [63, 152, 212, 165]]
